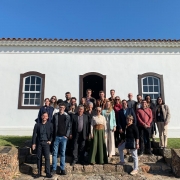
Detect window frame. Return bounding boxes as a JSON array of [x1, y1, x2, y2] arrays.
[[138, 72, 165, 103], [18, 71, 45, 109]]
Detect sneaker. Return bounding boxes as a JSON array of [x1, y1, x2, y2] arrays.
[[34, 174, 40, 179], [130, 169, 138, 175], [71, 161, 76, 166], [60, 170, 66, 175]]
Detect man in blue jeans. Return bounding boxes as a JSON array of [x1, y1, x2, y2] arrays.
[[51, 103, 71, 175]]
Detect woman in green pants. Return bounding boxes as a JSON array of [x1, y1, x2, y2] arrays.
[[89, 107, 108, 164]]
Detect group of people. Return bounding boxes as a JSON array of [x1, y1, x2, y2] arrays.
[[32, 89, 171, 178]]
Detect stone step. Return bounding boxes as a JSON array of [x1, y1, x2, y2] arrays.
[[19, 161, 171, 176], [23, 153, 164, 165]]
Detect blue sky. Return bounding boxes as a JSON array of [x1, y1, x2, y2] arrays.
[[0, 0, 180, 39]]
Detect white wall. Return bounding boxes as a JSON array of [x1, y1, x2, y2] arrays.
[[0, 46, 180, 137]]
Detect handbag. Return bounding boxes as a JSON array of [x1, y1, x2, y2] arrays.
[[125, 138, 135, 149]]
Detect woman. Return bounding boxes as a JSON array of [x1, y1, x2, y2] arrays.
[[50, 96, 59, 115], [79, 97, 87, 111], [102, 101, 116, 157], [118, 115, 139, 176], [145, 95, 156, 141], [113, 96, 122, 146], [89, 107, 108, 164], [155, 97, 170, 148]]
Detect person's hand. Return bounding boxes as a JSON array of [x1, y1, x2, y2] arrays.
[[136, 144, 139, 149], [69, 135, 72, 139], [32, 144, 36, 150], [64, 136, 67, 139], [118, 141, 124, 147], [164, 122, 168, 126], [144, 124, 148, 128], [47, 141, 51, 145], [119, 129, 123, 133], [113, 127, 116, 132], [91, 135, 93, 139], [104, 136, 106, 139]]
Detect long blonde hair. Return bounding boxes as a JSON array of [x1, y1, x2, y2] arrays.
[[106, 100, 113, 113]]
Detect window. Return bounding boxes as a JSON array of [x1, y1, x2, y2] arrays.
[[18, 72, 45, 109], [138, 72, 165, 104]]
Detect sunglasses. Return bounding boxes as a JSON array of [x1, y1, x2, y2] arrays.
[[51, 98, 56, 100]]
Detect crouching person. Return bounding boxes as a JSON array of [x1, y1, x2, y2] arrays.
[[32, 112, 53, 178], [118, 115, 139, 176], [51, 103, 71, 176]]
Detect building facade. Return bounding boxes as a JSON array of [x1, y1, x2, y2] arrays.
[[0, 38, 179, 137]]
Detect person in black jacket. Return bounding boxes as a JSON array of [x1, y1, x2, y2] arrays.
[[32, 112, 53, 179], [37, 98, 54, 123], [51, 103, 71, 176], [71, 105, 89, 166], [118, 100, 137, 141]]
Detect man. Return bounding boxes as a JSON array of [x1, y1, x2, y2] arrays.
[[118, 100, 137, 141], [127, 93, 136, 111], [37, 98, 54, 123], [51, 103, 71, 175], [85, 89, 96, 109], [68, 97, 78, 115], [108, 89, 116, 105], [64, 92, 71, 112], [96, 91, 107, 110], [135, 94, 142, 110], [136, 100, 153, 155], [32, 112, 53, 178], [71, 105, 89, 166]]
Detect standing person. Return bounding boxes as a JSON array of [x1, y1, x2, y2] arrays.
[[53, 99, 64, 115], [96, 91, 107, 110], [108, 89, 116, 106], [113, 96, 122, 146], [118, 115, 139, 175], [85, 89, 96, 109], [102, 101, 116, 157], [135, 94, 142, 110], [50, 96, 58, 108], [155, 97, 170, 148], [51, 103, 71, 176], [32, 112, 53, 178], [79, 97, 87, 111], [136, 100, 153, 155], [118, 100, 137, 141], [71, 105, 89, 165], [68, 97, 78, 115], [64, 92, 71, 112], [127, 93, 136, 111], [89, 107, 108, 164], [37, 98, 54, 123], [145, 95, 156, 141]]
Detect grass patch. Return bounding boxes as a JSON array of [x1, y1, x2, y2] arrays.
[[0, 136, 180, 149], [0, 136, 31, 147], [155, 138, 180, 149]]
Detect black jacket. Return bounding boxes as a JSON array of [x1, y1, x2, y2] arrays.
[[118, 108, 137, 130], [32, 122, 53, 146], [52, 112, 71, 140], [71, 113, 89, 140]]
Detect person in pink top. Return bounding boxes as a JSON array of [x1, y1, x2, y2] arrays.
[[136, 100, 153, 156], [113, 96, 122, 146]]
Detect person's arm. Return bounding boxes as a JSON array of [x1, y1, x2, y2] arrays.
[[65, 115, 71, 138], [112, 110, 116, 131], [133, 125, 139, 149], [147, 109, 153, 126], [103, 116, 107, 137], [136, 110, 145, 126], [49, 123, 53, 143], [131, 109, 137, 125], [165, 105, 171, 125], [90, 118, 94, 138], [32, 124, 37, 150]]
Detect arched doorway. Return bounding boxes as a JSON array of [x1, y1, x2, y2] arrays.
[[79, 72, 106, 100]]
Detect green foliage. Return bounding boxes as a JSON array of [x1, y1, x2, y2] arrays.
[[0, 136, 31, 147]]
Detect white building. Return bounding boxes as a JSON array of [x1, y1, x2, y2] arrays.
[[0, 38, 179, 137]]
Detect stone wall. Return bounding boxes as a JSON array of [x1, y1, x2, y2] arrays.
[[0, 146, 19, 180], [171, 149, 180, 178]]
